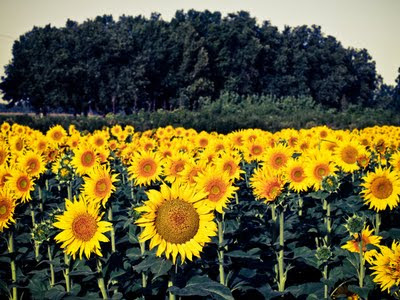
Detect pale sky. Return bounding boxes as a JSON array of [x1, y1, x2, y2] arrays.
[[0, 0, 399, 90]]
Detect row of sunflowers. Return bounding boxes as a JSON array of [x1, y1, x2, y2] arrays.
[[0, 122, 400, 299]]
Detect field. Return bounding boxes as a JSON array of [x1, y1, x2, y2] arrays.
[[1, 122, 400, 299]]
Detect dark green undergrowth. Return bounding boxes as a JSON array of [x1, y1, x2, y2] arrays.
[[1, 95, 399, 133]]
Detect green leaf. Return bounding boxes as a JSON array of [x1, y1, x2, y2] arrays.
[[150, 257, 172, 279], [348, 285, 371, 299], [132, 255, 157, 273], [44, 285, 66, 300], [225, 248, 260, 260], [169, 276, 234, 300], [287, 282, 324, 297]]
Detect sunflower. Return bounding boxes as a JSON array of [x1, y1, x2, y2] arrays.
[[53, 195, 112, 259], [181, 161, 207, 186], [9, 135, 25, 154], [361, 167, 400, 211], [18, 151, 45, 178], [0, 166, 12, 188], [135, 183, 217, 264], [7, 169, 34, 203], [305, 150, 337, 191], [127, 151, 163, 186], [195, 167, 238, 213], [284, 157, 310, 193], [250, 167, 286, 203], [334, 139, 365, 173], [389, 151, 400, 173], [214, 151, 244, 182], [370, 241, 400, 293], [163, 153, 191, 184], [46, 125, 67, 146], [72, 144, 100, 175], [0, 143, 10, 167], [0, 188, 17, 232], [264, 144, 292, 171], [82, 165, 119, 207], [243, 140, 265, 163], [341, 226, 382, 264]]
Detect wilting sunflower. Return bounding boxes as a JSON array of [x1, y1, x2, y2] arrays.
[[0, 188, 16, 232], [195, 167, 238, 213], [361, 167, 400, 211], [128, 151, 163, 186], [82, 165, 119, 207], [53, 195, 112, 259], [370, 241, 400, 293], [341, 226, 382, 264], [250, 167, 286, 203], [18, 151, 45, 178], [71, 144, 99, 175], [7, 169, 34, 203], [135, 183, 217, 264], [284, 157, 310, 193]]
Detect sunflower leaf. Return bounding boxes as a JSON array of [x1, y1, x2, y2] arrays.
[[150, 257, 172, 279]]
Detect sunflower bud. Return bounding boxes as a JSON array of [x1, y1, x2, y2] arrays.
[[315, 245, 332, 262], [345, 215, 365, 235], [322, 175, 339, 193], [31, 221, 52, 243]]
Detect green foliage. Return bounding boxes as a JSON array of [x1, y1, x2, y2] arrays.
[[0, 10, 384, 114]]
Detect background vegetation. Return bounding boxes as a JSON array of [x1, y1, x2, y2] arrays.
[[1, 10, 400, 117]]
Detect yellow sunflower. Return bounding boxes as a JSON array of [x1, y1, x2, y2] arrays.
[[135, 183, 217, 264], [214, 151, 244, 182], [82, 165, 119, 207], [389, 151, 400, 173], [370, 241, 400, 293], [163, 153, 191, 184], [53, 195, 112, 259], [0, 142, 10, 167], [71, 144, 100, 175], [7, 169, 35, 203], [128, 151, 163, 186], [250, 167, 286, 203], [0, 166, 12, 188], [305, 150, 337, 191], [195, 167, 238, 213], [0, 188, 17, 232], [18, 151, 45, 178], [361, 167, 400, 211], [333, 139, 366, 173], [284, 157, 310, 193], [341, 226, 382, 264], [263, 144, 293, 171], [46, 125, 67, 146]]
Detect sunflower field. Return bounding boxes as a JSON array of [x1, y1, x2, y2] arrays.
[[1, 122, 400, 300]]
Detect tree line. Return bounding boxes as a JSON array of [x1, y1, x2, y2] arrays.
[[1, 10, 399, 115]]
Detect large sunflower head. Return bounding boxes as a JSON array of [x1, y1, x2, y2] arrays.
[[53, 195, 112, 260], [82, 165, 119, 207], [195, 167, 239, 213], [264, 144, 293, 171], [128, 151, 164, 186], [333, 139, 366, 173], [305, 149, 337, 191], [250, 167, 286, 203], [46, 125, 67, 146], [0, 188, 17, 232], [370, 241, 400, 293], [361, 167, 400, 211], [6, 169, 35, 203], [135, 183, 217, 264]]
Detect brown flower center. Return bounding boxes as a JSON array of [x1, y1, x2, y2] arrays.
[[81, 151, 95, 167], [371, 176, 393, 199], [341, 146, 358, 164], [17, 176, 30, 192], [72, 213, 97, 241], [155, 199, 199, 244]]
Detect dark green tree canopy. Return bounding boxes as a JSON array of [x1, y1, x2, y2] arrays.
[[0, 10, 385, 115]]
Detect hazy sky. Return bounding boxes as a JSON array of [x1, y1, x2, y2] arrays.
[[0, 0, 399, 86]]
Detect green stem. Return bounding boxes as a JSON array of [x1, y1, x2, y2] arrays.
[[324, 200, 331, 244], [217, 215, 226, 286], [108, 206, 116, 253], [235, 192, 239, 205], [64, 253, 71, 293], [30, 203, 40, 261], [139, 228, 147, 289], [8, 232, 17, 300], [323, 264, 328, 299], [359, 239, 365, 288], [168, 277, 176, 300], [97, 259, 109, 299], [67, 182, 72, 200], [271, 203, 277, 222], [48, 244, 55, 287], [277, 209, 286, 292], [38, 186, 44, 212], [375, 213, 381, 235], [298, 196, 303, 217]]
